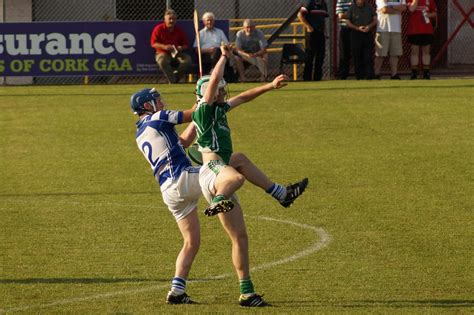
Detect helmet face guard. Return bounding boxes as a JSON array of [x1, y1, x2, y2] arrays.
[[195, 75, 227, 101], [130, 88, 161, 115]]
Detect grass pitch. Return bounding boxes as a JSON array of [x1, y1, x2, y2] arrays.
[[1, 79, 473, 314]]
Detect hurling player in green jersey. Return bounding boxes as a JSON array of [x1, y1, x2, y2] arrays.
[[192, 44, 290, 216], [191, 44, 309, 307]]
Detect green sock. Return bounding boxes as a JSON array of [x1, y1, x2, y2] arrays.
[[212, 195, 226, 204], [239, 278, 255, 295]]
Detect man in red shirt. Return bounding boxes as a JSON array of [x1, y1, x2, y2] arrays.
[[151, 9, 192, 83], [406, 0, 437, 79]]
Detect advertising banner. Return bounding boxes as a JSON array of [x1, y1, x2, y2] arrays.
[[0, 20, 229, 76]]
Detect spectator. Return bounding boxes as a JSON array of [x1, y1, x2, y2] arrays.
[[150, 9, 192, 83], [234, 19, 268, 82], [336, 0, 353, 80], [298, 0, 329, 81], [374, 0, 407, 79], [407, 0, 437, 79], [345, 0, 378, 80], [193, 12, 238, 82]]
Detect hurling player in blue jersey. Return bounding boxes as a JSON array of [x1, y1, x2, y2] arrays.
[[131, 88, 200, 305]]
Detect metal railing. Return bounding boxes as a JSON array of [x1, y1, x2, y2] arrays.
[[1, 0, 472, 85]]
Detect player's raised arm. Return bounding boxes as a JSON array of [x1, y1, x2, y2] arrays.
[[202, 45, 230, 104], [228, 74, 289, 110]]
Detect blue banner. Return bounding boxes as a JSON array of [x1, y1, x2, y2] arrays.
[[0, 20, 228, 76]]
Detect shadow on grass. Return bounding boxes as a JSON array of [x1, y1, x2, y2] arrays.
[[341, 299, 474, 308], [0, 277, 225, 285], [277, 299, 474, 308], [0, 277, 168, 284], [0, 191, 155, 197]]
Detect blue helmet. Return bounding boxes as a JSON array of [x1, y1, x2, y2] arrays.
[[130, 88, 161, 115]]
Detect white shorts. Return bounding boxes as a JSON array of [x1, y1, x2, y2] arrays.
[[161, 167, 201, 221], [199, 160, 239, 205]]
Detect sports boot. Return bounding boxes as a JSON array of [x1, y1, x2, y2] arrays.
[[166, 291, 195, 304], [423, 70, 431, 80], [239, 294, 270, 307], [204, 199, 234, 216], [280, 178, 309, 208]]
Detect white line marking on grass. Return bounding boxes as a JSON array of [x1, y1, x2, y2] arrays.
[[209, 215, 332, 280], [0, 284, 171, 313], [0, 215, 330, 313]]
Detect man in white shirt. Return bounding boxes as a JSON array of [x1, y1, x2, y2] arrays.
[[194, 11, 236, 79], [374, 0, 406, 79]]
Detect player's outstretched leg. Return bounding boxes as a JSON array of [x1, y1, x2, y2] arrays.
[[204, 195, 235, 216], [239, 294, 270, 307], [279, 178, 309, 208]]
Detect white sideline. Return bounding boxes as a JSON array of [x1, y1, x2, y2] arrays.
[[0, 215, 331, 313]]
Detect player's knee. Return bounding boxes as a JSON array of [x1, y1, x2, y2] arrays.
[[235, 230, 248, 246], [229, 229, 248, 245], [235, 173, 245, 186], [183, 237, 200, 253], [230, 152, 249, 167]]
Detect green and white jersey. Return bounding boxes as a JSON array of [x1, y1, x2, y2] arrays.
[[192, 98, 233, 164]]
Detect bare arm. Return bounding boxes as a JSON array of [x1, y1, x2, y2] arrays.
[[298, 8, 314, 32], [345, 19, 359, 31], [407, 0, 419, 12], [381, 4, 407, 13], [368, 15, 378, 30], [203, 45, 229, 104], [255, 47, 267, 58], [426, 10, 437, 18], [179, 123, 196, 148], [179, 104, 197, 148], [181, 103, 197, 123], [152, 42, 173, 52], [228, 74, 289, 110], [235, 44, 251, 58]]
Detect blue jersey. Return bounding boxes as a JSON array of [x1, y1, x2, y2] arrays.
[[135, 110, 193, 189]]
